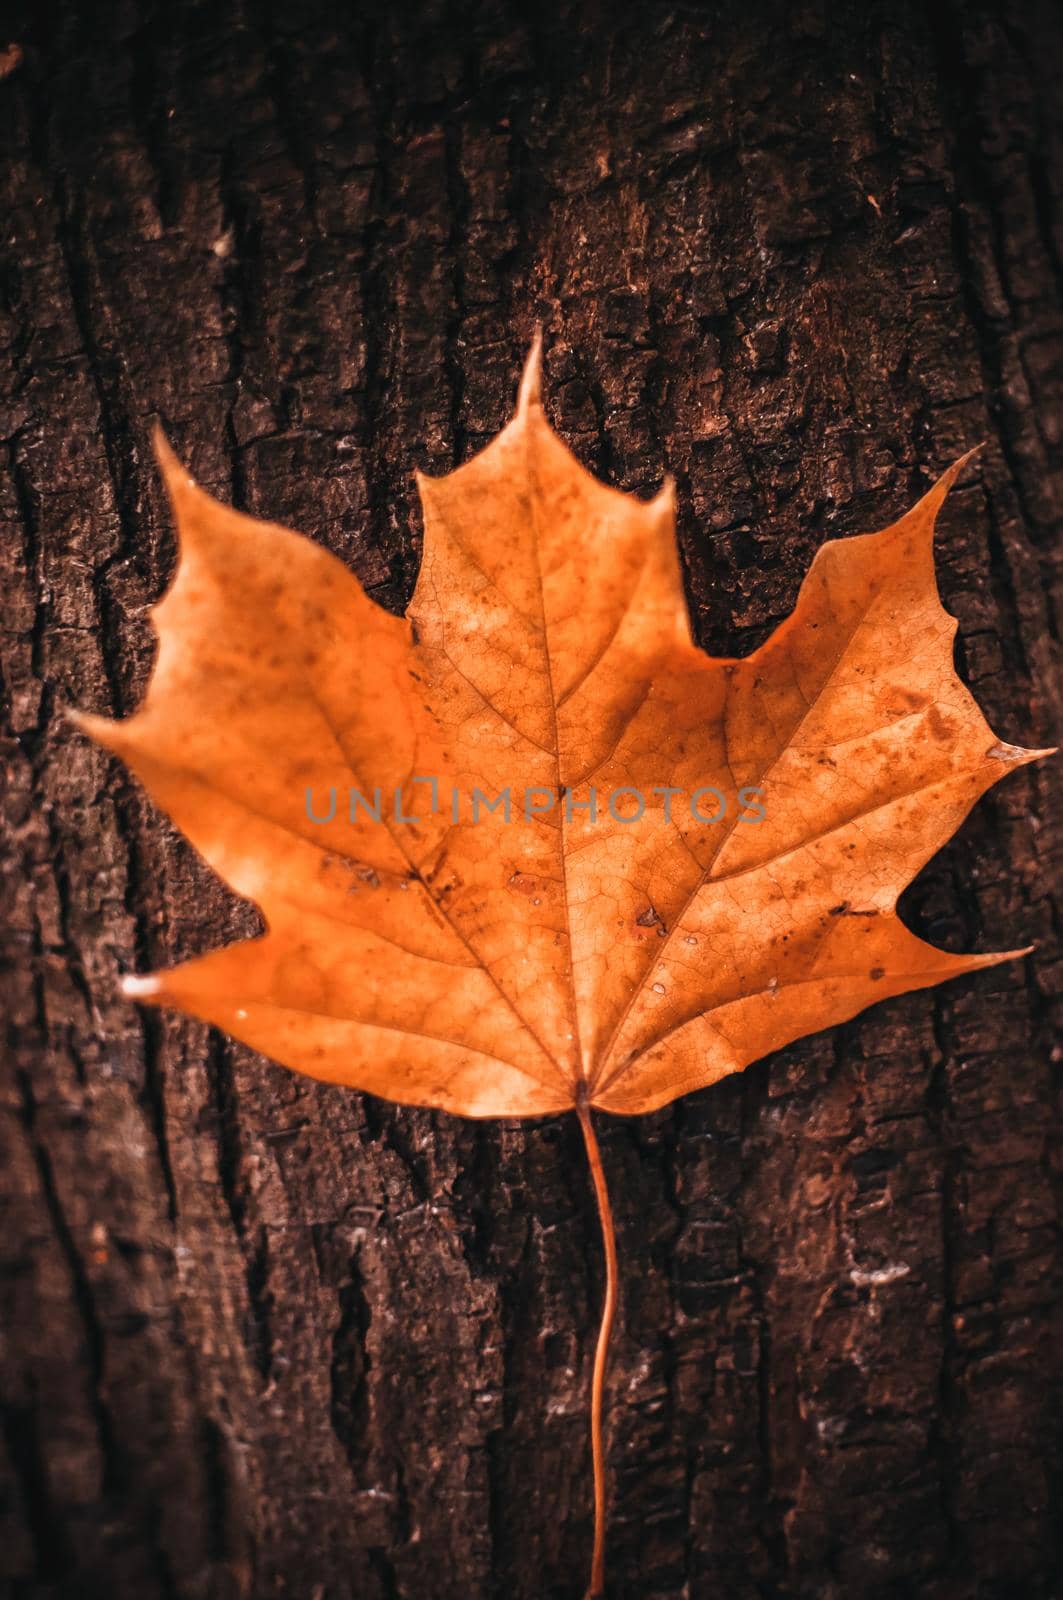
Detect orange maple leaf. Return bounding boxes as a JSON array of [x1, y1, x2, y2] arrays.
[[73, 340, 1049, 1597]]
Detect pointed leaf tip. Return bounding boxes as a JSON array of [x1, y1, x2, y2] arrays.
[[971, 943, 1037, 970], [653, 474, 676, 512], [151, 422, 181, 475], [517, 331, 543, 413], [896, 443, 984, 539], [66, 706, 123, 750], [986, 741, 1057, 766], [151, 425, 203, 510], [121, 973, 162, 1000], [941, 441, 983, 487]]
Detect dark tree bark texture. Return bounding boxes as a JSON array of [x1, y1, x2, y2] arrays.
[[1, 3, 1061, 1597]]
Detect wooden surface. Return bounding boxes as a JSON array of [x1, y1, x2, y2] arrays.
[[1, 2, 1060, 1596]]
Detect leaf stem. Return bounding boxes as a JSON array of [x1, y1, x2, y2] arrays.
[[576, 1100, 618, 1600]]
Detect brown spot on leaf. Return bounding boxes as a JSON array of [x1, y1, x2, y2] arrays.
[[508, 872, 540, 896]]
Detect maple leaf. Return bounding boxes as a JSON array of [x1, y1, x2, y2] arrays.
[[73, 340, 1048, 1597]]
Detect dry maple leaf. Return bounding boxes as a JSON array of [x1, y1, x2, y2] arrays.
[[74, 340, 1049, 1598]]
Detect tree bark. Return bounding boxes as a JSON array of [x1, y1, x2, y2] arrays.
[[1, 2, 1060, 1597]]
